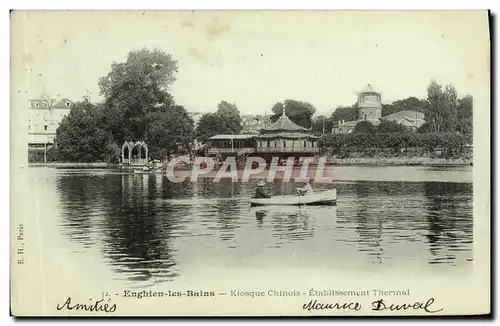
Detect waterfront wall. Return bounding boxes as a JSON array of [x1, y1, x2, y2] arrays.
[[28, 162, 114, 168], [324, 157, 471, 166]]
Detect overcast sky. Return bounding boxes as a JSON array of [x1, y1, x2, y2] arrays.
[[15, 11, 489, 116]]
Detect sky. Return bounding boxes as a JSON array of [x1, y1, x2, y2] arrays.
[[13, 11, 490, 116]]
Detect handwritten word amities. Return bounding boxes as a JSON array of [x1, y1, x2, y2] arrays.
[[56, 297, 116, 313]]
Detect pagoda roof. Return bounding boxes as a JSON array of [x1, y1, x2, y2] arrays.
[[261, 110, 311, 133], [254, 132, 319, 140], [208, 134, 255, 140]]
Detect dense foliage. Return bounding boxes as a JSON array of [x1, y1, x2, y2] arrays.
[[331, 105, 357, 123], [381, 97, 427, 116], [55, 99, 118, 162], [196, 101, 243, 143], [270, 99, 316, 128], [54, 48, 196, 162], [311, 115, 334, 135], [320, 132, 472, 156], [354, 121, 375, 133]]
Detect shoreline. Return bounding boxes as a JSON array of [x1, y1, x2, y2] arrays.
[[323, 157, 471, 166], [27, 158, 472, 168]]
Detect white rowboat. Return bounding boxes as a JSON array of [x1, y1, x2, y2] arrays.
[[250, 189, 337, 207]]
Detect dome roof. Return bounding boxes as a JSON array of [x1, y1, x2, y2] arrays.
[[360, 83, 379, 94]]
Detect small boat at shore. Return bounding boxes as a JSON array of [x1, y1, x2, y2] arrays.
[[250, 189, 337, 207]]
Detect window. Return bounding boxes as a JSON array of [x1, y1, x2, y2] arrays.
[[44, 125, 47, 131], [65, 102, 71, 107], [304, 141, 306, 147], [274, 141, 277, 148], [283, 141, 286, 147], [311, 142, 315, 148], [35, 102, 39, 107], [267, 141, 270, 147]]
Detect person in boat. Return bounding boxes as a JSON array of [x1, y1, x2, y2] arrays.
[[254, 181, 271, 198], [296, 181, 314, 196]]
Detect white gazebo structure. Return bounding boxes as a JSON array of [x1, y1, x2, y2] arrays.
[[121, 141, 149, 165]]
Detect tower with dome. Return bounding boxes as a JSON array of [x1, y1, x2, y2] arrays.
[[357, 83, 382, 123], [333, 83, 385, 134]]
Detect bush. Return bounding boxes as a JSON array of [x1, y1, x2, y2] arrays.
[[320, 132, 472, 155]]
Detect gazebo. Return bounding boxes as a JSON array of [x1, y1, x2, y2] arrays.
[[121, 141, 149, 165]]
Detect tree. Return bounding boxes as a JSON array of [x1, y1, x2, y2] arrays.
[[331, 105, 357, 123], [195, 101, 243, 143], [216, 101, 242, 134], [142, 105, 195, 158], [424, 80, 459, 133], [196, 113, 225, 143], [311, 115, 334, 135], [98, 48, 181, 145], [382, 97, 427, 116], [456, 95, 473, 134], [354, 120, 375, 133], [270, 100, 316, 128], [377, 119, 407, 133], [55, 99, 114, 162]]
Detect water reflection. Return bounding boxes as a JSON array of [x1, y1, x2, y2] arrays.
[[252, 206, 317, 246], [347, 181, 472, 266], [51, 168, 473, 285], [423, 182, 473, 265]]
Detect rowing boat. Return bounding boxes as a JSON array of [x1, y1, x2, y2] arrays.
[[250, 189, 337, 207]]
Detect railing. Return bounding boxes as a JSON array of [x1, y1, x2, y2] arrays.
[[238, 148, 256, 155], [255, 147, 320, 153], [123, 158, 148, 165], [207, 147, 320, 155], [207, 147, 255, 155]]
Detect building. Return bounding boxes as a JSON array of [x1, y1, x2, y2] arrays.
[[240, 114, 272, 134], [357, 83, 383, 123], [332, 84, 424, 133], [28, 97, 73, 149], [206, 110, 319, 163], [253, 110, 319, 162], [381, 110, 425, 131], [333, 84, 382, 134]]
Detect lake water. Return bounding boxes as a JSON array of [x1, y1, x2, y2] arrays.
[[28, 165, 473, 288]]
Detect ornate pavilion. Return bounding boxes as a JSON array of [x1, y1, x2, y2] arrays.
[[206, 110, 319, 164]]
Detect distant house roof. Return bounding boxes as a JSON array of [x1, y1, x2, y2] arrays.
[[383, 110, 424, 121], [208, 134, 255, 140], [340, 121, 359, 127], [333, 119, 382, 130], [261, 110, 310, 133], [53, 98, 73, 109], [29, 97, 73, 110]]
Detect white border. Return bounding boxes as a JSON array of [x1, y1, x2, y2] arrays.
[[3, 1, 497, 325]]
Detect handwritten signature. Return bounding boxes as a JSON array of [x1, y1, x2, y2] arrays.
[[372, 297, 443, 313], [303, 297, 442, 313], [56, 297, 117, 313]]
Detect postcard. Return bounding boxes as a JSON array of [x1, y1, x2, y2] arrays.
[[10, 10, 490, 316]]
